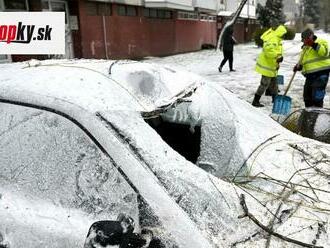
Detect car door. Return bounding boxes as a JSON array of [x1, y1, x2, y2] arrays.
[[0, 102, 139, 247]]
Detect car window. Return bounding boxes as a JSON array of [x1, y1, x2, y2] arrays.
[[0, 102, 139, 246]]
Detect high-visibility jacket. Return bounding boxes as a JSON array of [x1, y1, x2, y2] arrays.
[[255, 25, 287, 77], [300, 37, 330, 76]]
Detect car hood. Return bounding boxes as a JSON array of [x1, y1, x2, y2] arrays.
[[0, 59, 202, 113]]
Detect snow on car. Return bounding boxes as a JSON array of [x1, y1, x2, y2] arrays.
[[0, 59, 329, 248]]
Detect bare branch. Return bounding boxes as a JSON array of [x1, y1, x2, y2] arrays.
[[239, 194, 324, 248]]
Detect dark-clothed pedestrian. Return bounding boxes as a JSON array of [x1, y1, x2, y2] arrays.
[[218, 26, 237, 72], [293, 29, 330, 108]]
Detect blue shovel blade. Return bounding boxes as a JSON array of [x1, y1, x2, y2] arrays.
[[276, 75, 284, 85], [272, 95, 292, 115]]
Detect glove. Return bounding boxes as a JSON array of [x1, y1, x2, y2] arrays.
[[276, 56, 283, 63], [311, 42, 319, 50], [293, 64, 302, 72]]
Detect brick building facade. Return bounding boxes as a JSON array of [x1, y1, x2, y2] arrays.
[[0, 0, 218, 62]]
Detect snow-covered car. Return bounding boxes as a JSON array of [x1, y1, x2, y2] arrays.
[[0, 59, 329, 248]]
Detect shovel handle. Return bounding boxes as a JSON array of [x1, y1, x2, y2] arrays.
[[282, 48, 307, 96], [284, 71, 296, 96]]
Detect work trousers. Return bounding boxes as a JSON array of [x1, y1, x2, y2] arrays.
[[304, 74, 329, 107], [256, 75, 278, 96]]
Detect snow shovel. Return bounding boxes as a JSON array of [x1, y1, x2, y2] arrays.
[[272, 49, 306, 115], [272, 74, 295, 115]]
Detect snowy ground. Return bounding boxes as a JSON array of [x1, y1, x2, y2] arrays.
[[147, 31, 330, 117]]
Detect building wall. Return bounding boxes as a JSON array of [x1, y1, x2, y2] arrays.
[[78, 2, 217, 59], [8, 0, 217, 61], [175, 18, 216, 53], [192, 0, 220, 12], [217, 0, 259, 44], [217, 16, 258, 43]]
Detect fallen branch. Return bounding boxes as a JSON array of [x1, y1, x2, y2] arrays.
[[239, 194, 323, 248], [302, 154, 330, 179], [236, 184, 280, 221], [231, 231, 262, 247], [233, 134, 280, 182], [265, 188, 295, 248]]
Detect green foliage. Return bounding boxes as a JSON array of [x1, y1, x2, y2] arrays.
[[256, 3, 270, 28], [283, 27, 296, 40], [256, 0, 285, 28], [253, 27, 269, 47], [303, 0, 320, 27]]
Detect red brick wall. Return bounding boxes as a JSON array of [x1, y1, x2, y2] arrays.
[[217, 17, 260, 44], [175, 19, 217, 53], [12, 1, 218, 61], [78, 2, 217, 59], [78, 3, 106, 59]]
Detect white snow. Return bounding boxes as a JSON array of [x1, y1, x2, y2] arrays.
[[147, 31, 330, 114], [0, 59, 201, 113], [0, 31, 330, 247]]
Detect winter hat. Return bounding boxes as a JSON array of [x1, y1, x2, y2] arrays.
[[301, 28, 314, 40]]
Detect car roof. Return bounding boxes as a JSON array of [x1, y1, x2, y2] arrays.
[[0, 59, 201, 113]]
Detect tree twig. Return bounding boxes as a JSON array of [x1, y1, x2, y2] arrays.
[[233, 134, 280, 181], [239, 194, 323, 248]]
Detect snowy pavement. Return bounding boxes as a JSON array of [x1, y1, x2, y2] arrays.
[[147, 31, 330, 117]]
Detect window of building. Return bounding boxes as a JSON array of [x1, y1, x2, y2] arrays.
[[126, 5, 136, 16], [117, 5, 137, 17], [209, 16, 216, 22], [200, 14, 216, 22], [150, 9, 157, 18], [41, 0, 69, 24], [41, 0, 49, 9], [143, 8, 172, 19], [3, 0, 28, 10], [86, 1, 111, 16], [177, 11, 198, 21], [237, 18, 244, 24], [165, 11, 171, 19]]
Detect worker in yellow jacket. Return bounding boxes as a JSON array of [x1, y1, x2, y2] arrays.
[[293, 29, 330, 107], [252, 24, 287, 107]]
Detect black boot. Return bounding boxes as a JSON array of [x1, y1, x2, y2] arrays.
[[252, 94, 264, 107], [218, 66, 222, 72]]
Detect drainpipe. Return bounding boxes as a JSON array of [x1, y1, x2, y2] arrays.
[[102, 15, 109, 59]]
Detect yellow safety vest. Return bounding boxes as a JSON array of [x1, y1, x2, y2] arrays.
[[255, 25, 287, 77], [301, 38, 330, 75]]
